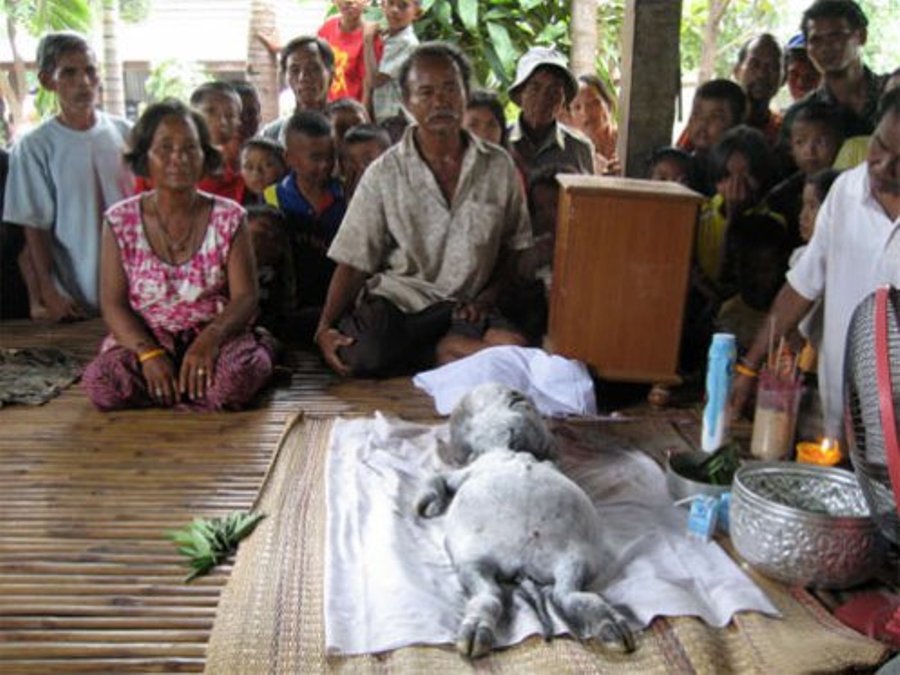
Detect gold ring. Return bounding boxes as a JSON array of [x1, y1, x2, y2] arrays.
[[155, 387, 163, 396], [197, 367, 206, 375]]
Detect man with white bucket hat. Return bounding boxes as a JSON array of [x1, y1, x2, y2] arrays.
[[508, 47, 594, 175]]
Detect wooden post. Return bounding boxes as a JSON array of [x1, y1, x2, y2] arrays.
[[618, 0, 683, 177], [101, 0, 125, 117], [246, 0, 280, 125]]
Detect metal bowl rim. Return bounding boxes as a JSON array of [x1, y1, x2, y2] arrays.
[[733, 461, 875, 525]]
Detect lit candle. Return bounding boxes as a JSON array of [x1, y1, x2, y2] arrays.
[[796, 438, 842, 466]]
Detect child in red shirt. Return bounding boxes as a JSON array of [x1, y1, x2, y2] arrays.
[[317, 0, 382, 105]]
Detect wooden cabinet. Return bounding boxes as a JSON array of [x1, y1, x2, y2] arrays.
[[548, 176, 702, 384]]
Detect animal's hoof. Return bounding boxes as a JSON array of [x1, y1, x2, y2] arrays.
[[598, 618, 637, 653], [457, 623, 494, 658]]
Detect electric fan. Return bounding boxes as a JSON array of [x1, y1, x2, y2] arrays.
[[840, 285, 900, 646], [845, 286, 900, 544]]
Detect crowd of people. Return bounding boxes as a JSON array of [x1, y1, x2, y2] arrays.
[[0, 0, 896, 429]]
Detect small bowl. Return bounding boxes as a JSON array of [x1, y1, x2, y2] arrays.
[[730, 462, 885, 589], [666, 450, 733, 503]]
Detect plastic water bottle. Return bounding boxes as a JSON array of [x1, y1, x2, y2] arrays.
[[701, 333, 736, 453]]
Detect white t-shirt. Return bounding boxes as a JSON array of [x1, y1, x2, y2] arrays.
[[3, 112, 133, 309], [787, 163, 900, 436], [372, 25, 418, 123]]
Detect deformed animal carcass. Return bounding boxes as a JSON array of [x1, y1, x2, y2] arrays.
[[416, 383, 636, 658]]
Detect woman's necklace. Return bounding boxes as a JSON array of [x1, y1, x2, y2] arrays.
[[153, 193, 197, 258]]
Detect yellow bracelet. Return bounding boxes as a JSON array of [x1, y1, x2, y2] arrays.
[[735, 362, 758, 378], [138, 347, 166, 363]]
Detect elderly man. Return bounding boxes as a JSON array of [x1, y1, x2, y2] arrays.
[[782, 0, 887, 141], [733, 34, 784, 147], [508, 47, 593, 175], [260, 36, 334, 145], [732, 87, 900, 441], [3, 32, 132, 321], [314, 42, 533, 377]]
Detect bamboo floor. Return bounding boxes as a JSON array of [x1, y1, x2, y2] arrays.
[[0, 319, 438, 673], [2, 319, 893, 672]]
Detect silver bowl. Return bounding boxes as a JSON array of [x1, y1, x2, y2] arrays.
[[730, 462, 885, 589], [666, 450, 732, 503]]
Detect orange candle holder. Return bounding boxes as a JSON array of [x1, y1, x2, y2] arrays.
[[796, 438, 842, 466]]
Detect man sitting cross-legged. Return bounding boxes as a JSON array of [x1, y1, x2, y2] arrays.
[[314, 42, 534, 377]]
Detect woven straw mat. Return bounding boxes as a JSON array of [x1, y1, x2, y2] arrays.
[[205, 414, 889, 674]]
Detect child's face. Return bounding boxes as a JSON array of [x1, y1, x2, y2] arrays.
[[331, 108, 369, 149], [740, 248, 785, 310], [650, 157, 688, 184], [687, 98, 736, 152], [286, 132, 335, 189], [241, 147, 285, 196], [196, 91, 241, 147], [786, 55, 820, 102], [238, 91, 261, 141], [464, 106, 503, 145], [248, 215, 285, 267], [529, 182, 560, 238], [799, 183, 821, 243], [336, 0, 367, 26], [343, 139, 386, 182], [381, 0, 420, 33], [790, 119, 839, 175], [41, 48, 100, 120], [715, 151, 761, 210], [569, 82, 611, 131]]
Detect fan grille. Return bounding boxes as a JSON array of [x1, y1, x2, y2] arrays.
[[845, 289, 900, 545]]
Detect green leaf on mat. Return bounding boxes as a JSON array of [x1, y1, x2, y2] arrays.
[[167, 511, 266, 582]]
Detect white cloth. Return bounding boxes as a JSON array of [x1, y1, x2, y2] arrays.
[[3, 113, 132, 309], [412, 345, 597, 416], [324, 414, 778, 656], [787, 163, 900, 437]]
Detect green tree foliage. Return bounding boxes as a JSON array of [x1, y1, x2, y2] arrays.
[[595, 0, 624, 99], [413, 0, 571, 90], [1, 0, 93, 35], [680, 0, 780, 79], [680, 0, 900, 82], [143, 59, 210, 107], [855, 0, 900, 74], [118, 0, 150, 23]]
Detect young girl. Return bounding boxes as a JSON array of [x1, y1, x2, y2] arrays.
[[240, 138, 287, 205], [190, 82, 246, 203], [648, 146, 690, 184], [683, 126, 777, 374], [463, 89, 508, 147], [697, 125, 777, 296], [568, 74, 619, 174]]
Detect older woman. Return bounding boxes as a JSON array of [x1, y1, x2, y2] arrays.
[[568, 74, 619, 175], [82, 99, 274, 410]]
